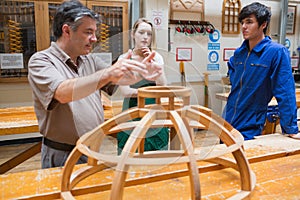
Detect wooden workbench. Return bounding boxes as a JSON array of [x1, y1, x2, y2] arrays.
[[0, 106, 38, 136], [1, 134, 300, 199], [0, 97, 184, 174], [0, 102, 123, 136], [0, 102, 123, 174]]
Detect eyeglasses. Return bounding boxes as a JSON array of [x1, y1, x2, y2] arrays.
[[73, 11, 99, 22]]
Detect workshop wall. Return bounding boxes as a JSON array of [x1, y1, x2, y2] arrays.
[[144, 0, 299, 80]]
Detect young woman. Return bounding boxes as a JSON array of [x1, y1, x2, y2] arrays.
[[117, 18, 169, 154]]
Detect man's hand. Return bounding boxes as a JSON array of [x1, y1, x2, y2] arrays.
[[108, 50, 148, 85], [288, 133, 300, 140], [107, 50, 163, 85]]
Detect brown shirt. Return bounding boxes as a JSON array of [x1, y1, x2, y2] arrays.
[[28, 42, 110, 145]]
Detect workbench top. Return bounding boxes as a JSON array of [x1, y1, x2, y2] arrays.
[[0, 106, 38, 135], [0, 102, 123, 136], [1, 134, 300, 199]]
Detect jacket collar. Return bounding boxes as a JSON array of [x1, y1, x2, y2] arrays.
[[241, 36, 272, 53]]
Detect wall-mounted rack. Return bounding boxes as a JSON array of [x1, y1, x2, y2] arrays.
[[169, 19, 211, 25], [169, 19, 215, 35]]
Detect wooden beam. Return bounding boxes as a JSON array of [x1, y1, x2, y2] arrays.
[[0, 142, 41, 174]]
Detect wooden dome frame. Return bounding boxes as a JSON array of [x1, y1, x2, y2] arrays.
[[60, 86, 256, 199]]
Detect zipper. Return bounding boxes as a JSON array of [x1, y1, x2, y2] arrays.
[[230, 51, 251, 124]]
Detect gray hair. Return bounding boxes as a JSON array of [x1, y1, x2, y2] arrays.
[[53, 0, 99, 40]]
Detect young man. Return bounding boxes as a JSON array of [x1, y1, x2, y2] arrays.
[[222, 2, 300, 140], [28, 0, 163, 168]]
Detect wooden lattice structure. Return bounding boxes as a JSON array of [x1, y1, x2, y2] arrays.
[[60, 86, 256, 199], [170, 0, 205, 21], [222, 0, 241, 34]]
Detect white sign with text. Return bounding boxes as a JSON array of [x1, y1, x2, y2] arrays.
[[0, 53, 24, 69]]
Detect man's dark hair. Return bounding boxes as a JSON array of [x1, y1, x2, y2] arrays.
[[238, 2, 271, 34], [53, 0, 99, 40]]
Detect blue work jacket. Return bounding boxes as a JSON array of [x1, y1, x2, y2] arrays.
[[223, 36, 298, 140]]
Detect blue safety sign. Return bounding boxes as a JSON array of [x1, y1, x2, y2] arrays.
[[208, 51, 219, 63], [208, 43, 220, 50], [209, 29, 220, 43], [207, 64, 219, 70]]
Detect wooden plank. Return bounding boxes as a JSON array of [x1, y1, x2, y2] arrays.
[[4, 150, 300, 199], [34, 1, 50, 51], [215, 92, 229, 101], [0, 142, 41, 174], [0, 103, 123, 136], [0, 106, 38, 135]]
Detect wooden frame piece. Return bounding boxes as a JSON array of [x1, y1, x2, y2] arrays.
[[221, 0, 241, 34], [0, 141, 41, 174], [170, 0, 205, 21], [60, 86, 256, 199]]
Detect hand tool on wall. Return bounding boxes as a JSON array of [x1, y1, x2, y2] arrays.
[[179, 61, 186, 86]]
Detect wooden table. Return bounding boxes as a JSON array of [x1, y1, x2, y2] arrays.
[[1, 134, 300, 199], [0, 103, 123, 136], [0, 102, 123, 174]]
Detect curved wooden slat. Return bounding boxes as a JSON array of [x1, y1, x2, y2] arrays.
[[170, 110, 201, 199], [184, 106, 243, 146], [138, 86, 191, 99], [182, 106, 255, 193], [69, 164, 113, 189], [108, 119, 205, 134], [61, 148, 83, 192], [110, 110, 157, 200]]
